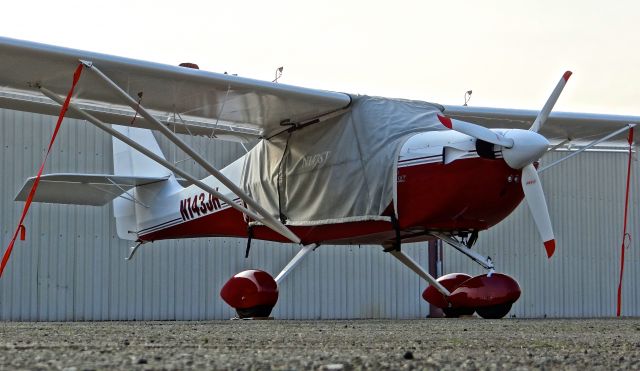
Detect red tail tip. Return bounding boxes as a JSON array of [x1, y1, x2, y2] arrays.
[[544, 239, 556, 258], [562, 71, 573, 81], [437, 114, 453, 129]]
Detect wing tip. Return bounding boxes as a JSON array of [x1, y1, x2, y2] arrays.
[[437, 114, 453, 129], [563, 71, 573, 82], [544, 239, 556, 258]]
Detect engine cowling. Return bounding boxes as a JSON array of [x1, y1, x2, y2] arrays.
[[220, 269, 279, 318]]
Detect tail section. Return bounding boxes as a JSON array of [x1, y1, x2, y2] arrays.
[[112, 126, 181, 240], [112, 126, 171, 178]]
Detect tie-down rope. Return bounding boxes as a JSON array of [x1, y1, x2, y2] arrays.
[[0, 63, 84, 278], [616, 126, 634, 316]]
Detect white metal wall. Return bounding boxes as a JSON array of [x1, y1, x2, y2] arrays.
[[0, 109, 637, 320]]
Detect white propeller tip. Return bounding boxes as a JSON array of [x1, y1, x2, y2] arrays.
[[544, 239, 556, 258]]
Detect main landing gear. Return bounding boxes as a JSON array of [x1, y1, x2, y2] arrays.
[[422, 272, 521, 319], [219, 234, 520, 319], [220, 244, 316, 318], [391, 232, 521, 319], [219, 269, 279, 318]]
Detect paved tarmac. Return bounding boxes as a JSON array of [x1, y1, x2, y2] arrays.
[[1, 318, 639, 370]]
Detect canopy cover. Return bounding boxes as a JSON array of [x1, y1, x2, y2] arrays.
[[241, 96, 444, 226]]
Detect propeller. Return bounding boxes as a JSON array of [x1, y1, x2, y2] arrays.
[[521, 164, 556, 257], [530, 71, 572, 133], [437, 115, 514, 147], [437, 71, 572, 258]]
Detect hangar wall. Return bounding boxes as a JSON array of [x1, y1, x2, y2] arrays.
[[0, 109, 638, 320]]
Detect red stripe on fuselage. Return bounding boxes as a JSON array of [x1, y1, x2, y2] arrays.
[[140, 157, 524, 245]]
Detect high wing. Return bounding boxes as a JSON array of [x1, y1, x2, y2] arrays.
[[0, 36, 351, 142], [443, 105, 640, 144], [1, 36, 638, 145]]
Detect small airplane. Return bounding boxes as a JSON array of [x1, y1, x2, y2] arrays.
[[0, 37, 636, 319]]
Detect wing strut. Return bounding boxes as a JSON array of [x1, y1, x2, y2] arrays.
[[74, 60, 300, 244], [39, 84, 300, 244], [538, 124, 636, 173]]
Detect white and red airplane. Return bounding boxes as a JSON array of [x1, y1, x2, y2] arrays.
[[0, 37, 636, 319]]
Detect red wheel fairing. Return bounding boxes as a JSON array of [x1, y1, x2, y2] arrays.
[[422, 273, 473, 308], [220, 270, 278, 318], [448, 273, 521, 310]]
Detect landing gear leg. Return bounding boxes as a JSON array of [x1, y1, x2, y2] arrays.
[[388, 250, 451, 298], [431, 232, 495, 272], [275, 244, 316, 284]]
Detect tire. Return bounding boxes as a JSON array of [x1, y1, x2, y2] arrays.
[[235, 305, 274, 318], [476, 303, 512, 319], [443, 307, 475, 318]]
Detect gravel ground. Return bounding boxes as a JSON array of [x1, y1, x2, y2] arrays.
[[1, 318, 639, 370]]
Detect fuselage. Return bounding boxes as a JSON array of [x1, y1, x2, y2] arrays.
[[138, 130, 524, 246]]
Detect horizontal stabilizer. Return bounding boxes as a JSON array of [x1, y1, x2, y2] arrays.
[[15, 173, 169, 206]]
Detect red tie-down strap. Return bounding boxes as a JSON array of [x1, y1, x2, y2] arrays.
[[616, 126, 634, 316], [0, 63, 84, 278]]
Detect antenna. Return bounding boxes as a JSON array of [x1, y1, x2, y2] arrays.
[[464, 90, 473, 106], [273, 66, 284, 83]]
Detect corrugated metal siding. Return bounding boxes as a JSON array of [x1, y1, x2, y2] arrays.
[[0, 109, 430, 320], [0, 109, 637, 320]]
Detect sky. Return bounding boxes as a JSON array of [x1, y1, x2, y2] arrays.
[[1, 0, 639, 115]]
